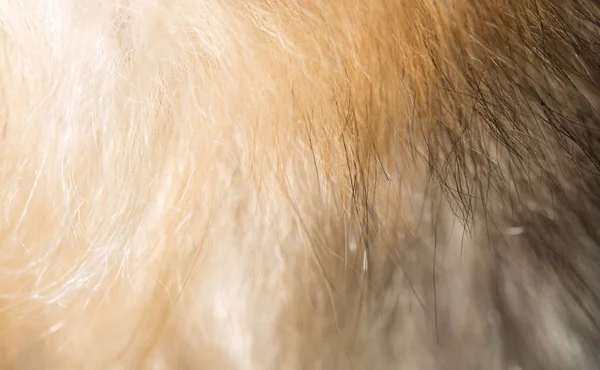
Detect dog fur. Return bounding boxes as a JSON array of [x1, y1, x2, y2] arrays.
[[0, 0, 599, 368]]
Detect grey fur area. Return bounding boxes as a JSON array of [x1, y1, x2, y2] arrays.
[[260, 1, 600, 368]]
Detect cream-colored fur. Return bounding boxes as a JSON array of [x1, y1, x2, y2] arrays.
[[0, 0, 599, 368]]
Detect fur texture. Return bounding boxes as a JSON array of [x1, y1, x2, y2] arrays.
[[0, 0, 599, 368]]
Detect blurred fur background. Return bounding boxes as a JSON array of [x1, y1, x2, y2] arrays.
[[0, 0, 599, 368]]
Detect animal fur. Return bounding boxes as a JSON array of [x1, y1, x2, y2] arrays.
[[0, 0, 599, 368]]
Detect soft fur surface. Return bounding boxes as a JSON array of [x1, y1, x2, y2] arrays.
[[0, 0, 599, 368]]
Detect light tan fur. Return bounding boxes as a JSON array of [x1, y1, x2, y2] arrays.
[[0, 0, 599, 368]]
